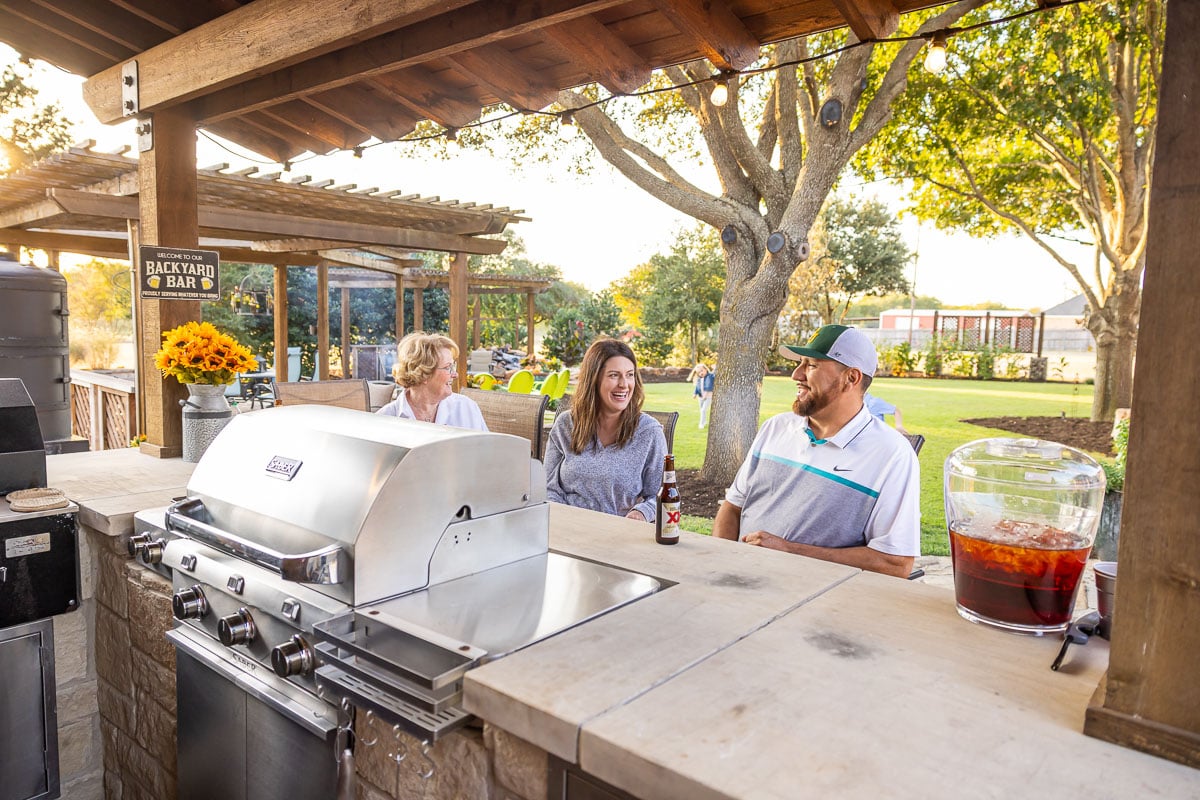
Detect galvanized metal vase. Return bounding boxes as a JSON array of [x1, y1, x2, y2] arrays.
[[181, 383, 234, 463]]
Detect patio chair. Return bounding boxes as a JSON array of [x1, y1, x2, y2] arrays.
[[467, 348, 493, 375], [551, 368, 571, 400], [506, 369, 535, 394], [367, 380, 398, 412], [462, 387, 548, 458], [272, 379, 370, 411], [537, 371, 561, 398], [902, 433, 926, 455], [474, 373, 497, 391]]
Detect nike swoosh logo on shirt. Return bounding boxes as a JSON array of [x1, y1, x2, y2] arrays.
[[832, 466, 853, 472]]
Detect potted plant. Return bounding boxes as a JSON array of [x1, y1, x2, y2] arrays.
[[1094, 415, 1129, 561], [154, 321, 259, 461]]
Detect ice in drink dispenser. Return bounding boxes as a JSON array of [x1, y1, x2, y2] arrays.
[[944, 438, 1105, 635]]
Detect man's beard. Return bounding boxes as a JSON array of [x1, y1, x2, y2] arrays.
[[793, 394, 819, 417]]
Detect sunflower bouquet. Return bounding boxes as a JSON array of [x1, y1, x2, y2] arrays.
[[154, 321, 259, 385]]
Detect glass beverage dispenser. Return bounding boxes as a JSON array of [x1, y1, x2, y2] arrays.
[[944, 438, 1105, 635]]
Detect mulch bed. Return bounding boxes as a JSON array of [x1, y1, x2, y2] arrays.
[[677, 415, 1115, 521], [963, 416, 1115, 456]]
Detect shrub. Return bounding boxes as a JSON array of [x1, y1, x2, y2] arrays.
[[923, 339, 944, 377], [1107, 417, 1130, 491]]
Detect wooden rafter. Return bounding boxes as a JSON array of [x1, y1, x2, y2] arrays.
[[648, 0, 760, 71], [831, 0, 900, 40], [255, 101, 372, 152], [303, 86, 418, 142], [370, 66, 483, 131], [449, 44, 561, 112], [82, 0, 477, 123], [542, 14, 652, 95]]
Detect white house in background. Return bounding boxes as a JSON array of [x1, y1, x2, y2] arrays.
[[1039, 294, 1095, 352]]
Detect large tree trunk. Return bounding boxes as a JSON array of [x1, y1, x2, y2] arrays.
[[700, 240, 791, 486], [1087, 274, 1141, 422]]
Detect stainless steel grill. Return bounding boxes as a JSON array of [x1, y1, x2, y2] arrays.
[[133, 405, 659, 796]]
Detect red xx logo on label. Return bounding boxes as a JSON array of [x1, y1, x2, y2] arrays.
[[667, 510, 681, 524]]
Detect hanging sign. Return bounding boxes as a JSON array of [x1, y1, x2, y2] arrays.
[[138, 245, 221, 300]]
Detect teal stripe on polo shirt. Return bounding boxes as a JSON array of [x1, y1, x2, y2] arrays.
[[753, 451, 880, 498]]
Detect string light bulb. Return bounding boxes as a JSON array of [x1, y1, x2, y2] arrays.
[[924, 32, 948, 75], [352, 146, 363, 159], [710, 73, 730, 107], [559, 111, 578, 141], [444, 127, 460, 151]]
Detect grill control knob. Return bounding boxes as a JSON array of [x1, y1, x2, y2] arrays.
[[217, 608, 257, 647], [138, 538, 166, 566], [127, 533, 151, 557], [271, 635, 315, 678], [172, 585, 208, 620]]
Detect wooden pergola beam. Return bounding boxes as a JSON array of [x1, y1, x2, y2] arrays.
[[82, 0, 475, 123], [0, 228, 326, 266], [46, 189, 509, 255], [542, 14, 652, 95], [648, 0, 760, 71], [180, 0, 624, 127], [831, 0, 900, 41], [449, 44, 561, 112]]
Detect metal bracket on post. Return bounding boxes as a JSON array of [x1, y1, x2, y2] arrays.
[[135, 117, 153, 152], [121, 60, 139, 116]]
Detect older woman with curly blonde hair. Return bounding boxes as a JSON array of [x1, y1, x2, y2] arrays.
[[376, 332, 487, 430]]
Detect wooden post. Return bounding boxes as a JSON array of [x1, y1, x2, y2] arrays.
[[136, 107, 199, 459], [46, 250, 60, 270], [472, 297, 481, 348], [1083, 0, 1200, 768], [317, 262, 330, 380], [395, 275, 405, 341], [449, 252, 469, 384], [127, 220, 146, 438], [341, 287, 351, 378], [273, 264, 289, 382], [1037, 312, 1046, 358], [412, 288, 424, 332], [526, 291, 535, 358]]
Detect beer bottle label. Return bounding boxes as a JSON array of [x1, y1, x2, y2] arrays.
[[663, 470, 676, 483], [659, 501, 681, 539]]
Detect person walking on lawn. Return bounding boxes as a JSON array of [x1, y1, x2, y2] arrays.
[[712, 325, 920, 578]]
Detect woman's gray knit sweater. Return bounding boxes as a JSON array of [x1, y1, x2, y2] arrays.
[[543, 411, 667, 521]]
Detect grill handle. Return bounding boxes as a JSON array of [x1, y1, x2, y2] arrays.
[[166, 497, 348, 585]]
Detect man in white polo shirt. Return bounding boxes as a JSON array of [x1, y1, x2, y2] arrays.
[[713, 325, 920, 578]]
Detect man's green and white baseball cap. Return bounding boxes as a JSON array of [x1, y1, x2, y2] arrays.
[[780, 324, 877, 377]]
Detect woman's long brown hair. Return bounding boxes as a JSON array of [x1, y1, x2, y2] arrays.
[[569, 338, 644, 455]]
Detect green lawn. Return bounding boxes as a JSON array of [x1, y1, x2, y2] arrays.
[[642, 377, 1099, 556]]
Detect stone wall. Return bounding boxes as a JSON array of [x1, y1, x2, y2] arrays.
[[355, 719, 548, 800], [89, 527, 177, 800], [70, 524, 550, 800]]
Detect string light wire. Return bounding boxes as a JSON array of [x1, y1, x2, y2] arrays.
[[194, 0, 1085, 170]]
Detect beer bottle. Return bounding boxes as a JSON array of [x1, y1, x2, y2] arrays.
[[655, 454, 681, 545]]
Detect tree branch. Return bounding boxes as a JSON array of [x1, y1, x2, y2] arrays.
[[560, 90, 730, 227]]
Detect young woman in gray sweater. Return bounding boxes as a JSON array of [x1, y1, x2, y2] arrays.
[[544, 339, 667, 522]]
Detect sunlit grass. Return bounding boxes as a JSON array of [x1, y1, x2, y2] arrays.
[[643, 376, 1098, 556]]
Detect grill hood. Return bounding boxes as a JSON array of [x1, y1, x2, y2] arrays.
[[181, 405, 548, 605]]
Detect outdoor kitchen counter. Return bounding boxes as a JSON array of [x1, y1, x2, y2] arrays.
[[466, 505, 1199, 799], [47, 447, 195, 536]]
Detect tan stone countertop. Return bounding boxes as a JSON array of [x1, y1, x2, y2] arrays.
[[46, 453, 1195, 797], [47, 448, 195, 536], [466, 504, 1199, 799]]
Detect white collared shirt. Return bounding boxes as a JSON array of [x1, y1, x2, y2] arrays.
[[725, 404, 920, 556], [375, 389, 488, 431]]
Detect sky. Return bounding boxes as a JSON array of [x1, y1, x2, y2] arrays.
[[10, 46, 1087, 311]]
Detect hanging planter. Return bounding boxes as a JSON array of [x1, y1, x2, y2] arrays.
[[230, 274, 273, 316]]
